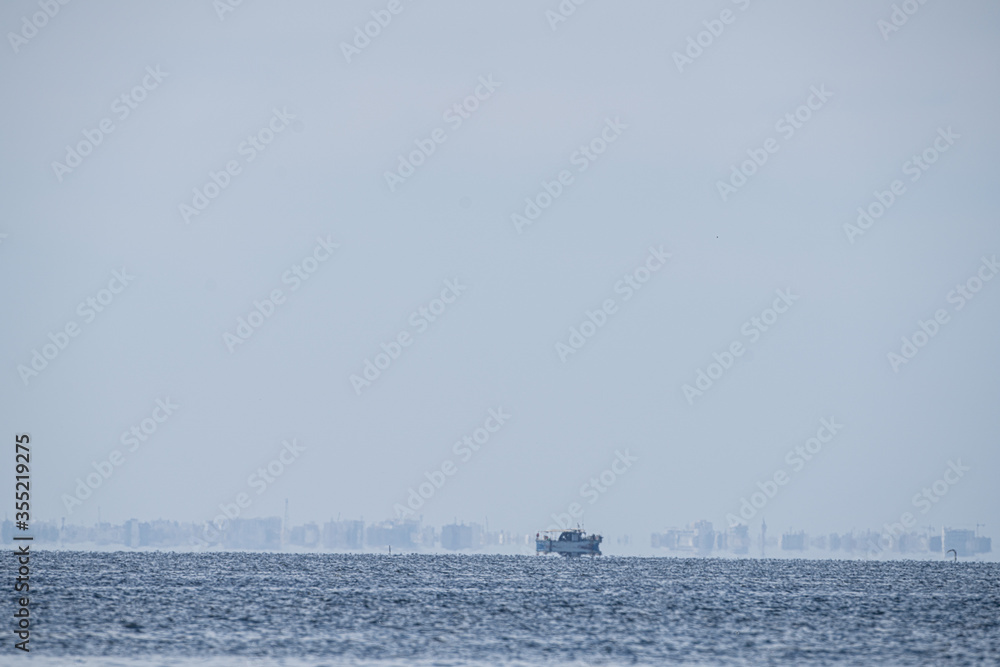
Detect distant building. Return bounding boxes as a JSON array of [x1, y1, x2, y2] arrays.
[[942, 528, 992, 557], [728, 524, 750, 554], [418, 525, 438, 548], [0, 519, 59, 545], [145, 520, 191, 547], [31, 521, 60, 543], [441, 523, 482, 550], [323, 520, 364, 549], [943, 528, 975, 557], [780, 531, 806, 551], [366, 520, 418, 549], [124, 519, 141, 547], [222, 517, 282, 550], [652, 528, 692, 551], [651, 529, 675, 549], [302, 522, 320, 547], [652, 521, 715, 554], [894, 532, 924, 554], [714, 531, 728, 551], [691, 520, 715, 554], [289, 522, 321, 548]]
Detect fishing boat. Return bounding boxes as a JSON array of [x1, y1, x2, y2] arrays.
[[535, 528, 602, 557]]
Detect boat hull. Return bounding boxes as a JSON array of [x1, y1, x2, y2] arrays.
[[535, 536, 602, 557]]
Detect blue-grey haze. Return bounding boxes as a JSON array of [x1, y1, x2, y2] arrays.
[[1, 0, 998, 548]]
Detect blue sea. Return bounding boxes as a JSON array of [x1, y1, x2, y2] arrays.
[[13, 552, 1000, 666]]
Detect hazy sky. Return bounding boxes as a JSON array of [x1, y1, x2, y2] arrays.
[[2, 0, 998, 545]]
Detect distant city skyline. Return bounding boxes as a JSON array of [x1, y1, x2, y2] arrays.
[[5, 513, 993, 562]]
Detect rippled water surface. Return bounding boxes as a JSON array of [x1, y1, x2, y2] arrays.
[[19, 552, 1000, 665]]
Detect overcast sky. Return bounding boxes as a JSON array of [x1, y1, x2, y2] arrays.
[[2, 0, 998, 548]]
